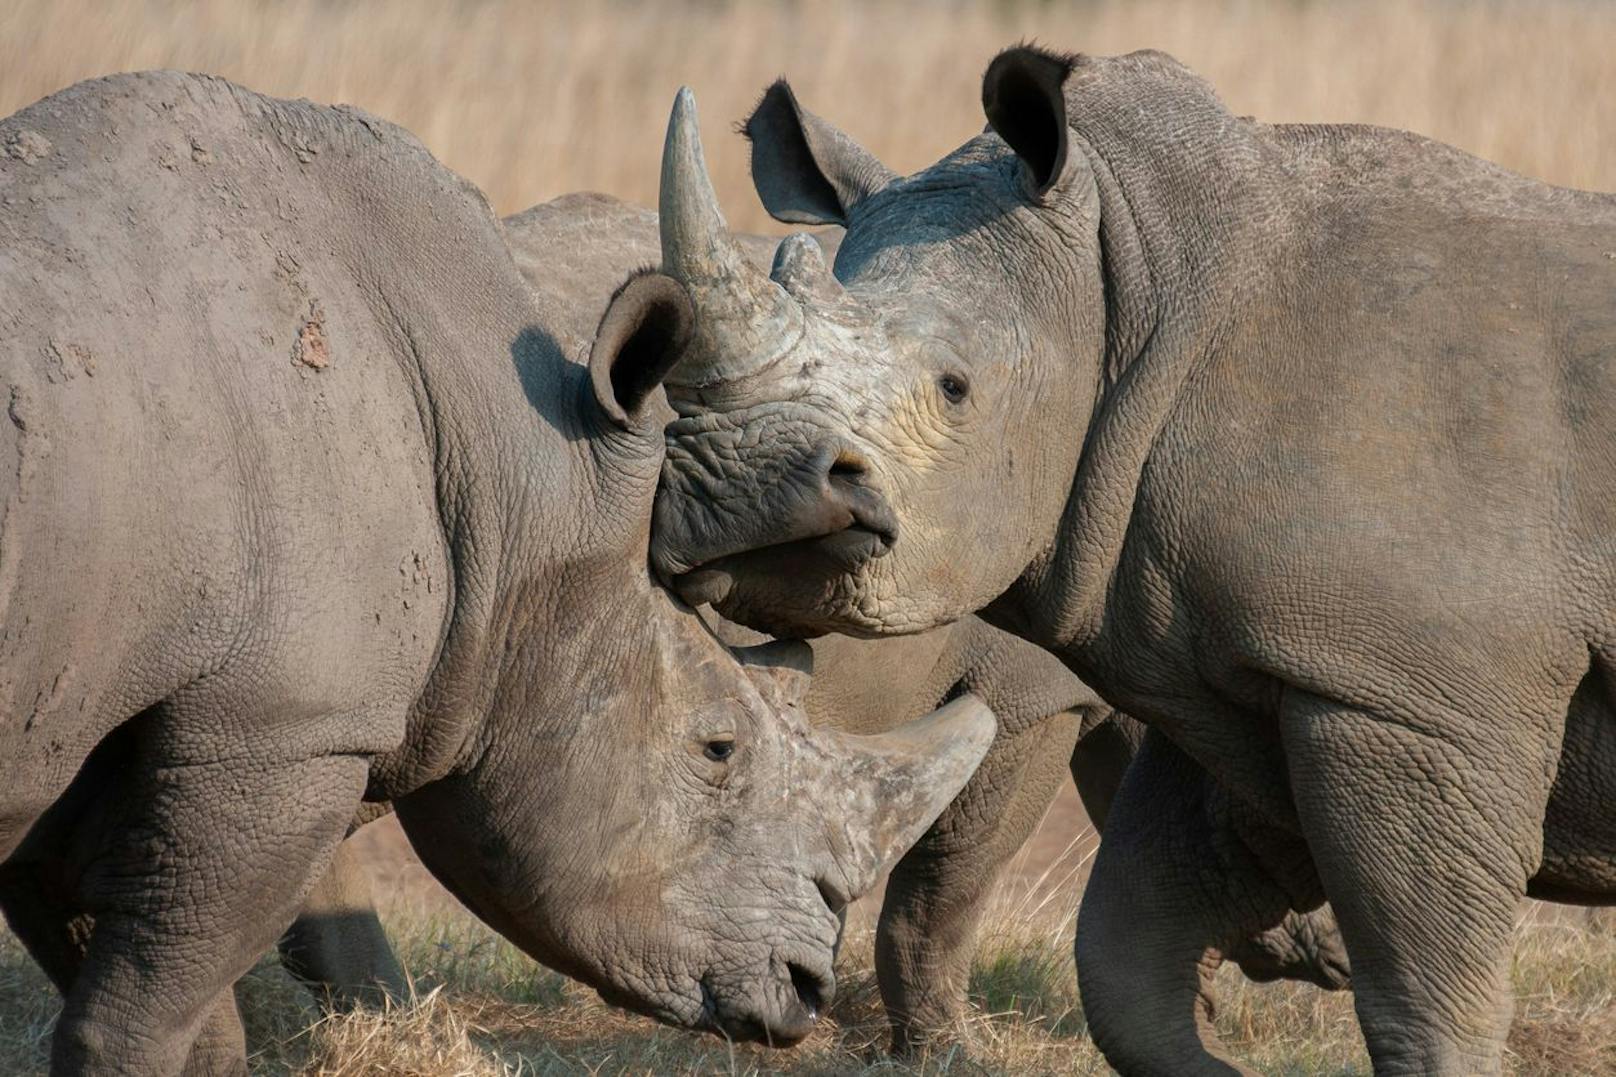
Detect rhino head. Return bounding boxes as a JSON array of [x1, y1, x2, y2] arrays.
[[644, 51, 1117, 641], [392, 268, 995, 1045]]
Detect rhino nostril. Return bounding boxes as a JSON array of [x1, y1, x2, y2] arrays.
[[827, 449, 869, 482], [787, 962, 829, 1022]]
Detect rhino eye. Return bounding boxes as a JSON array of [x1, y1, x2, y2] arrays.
[[703, 737, 736, 762], [938, 373, 969, 404]]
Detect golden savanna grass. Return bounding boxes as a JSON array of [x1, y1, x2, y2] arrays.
[[0, 829, 1612, 1074], [2, 0, 1615, 1072], [1, 0, 1613, 233]]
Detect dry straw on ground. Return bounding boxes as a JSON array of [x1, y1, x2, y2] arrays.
[[1, 835, 1612, 1074], [1, 0, 1612, 232], [2, 0, 1614, 1073]]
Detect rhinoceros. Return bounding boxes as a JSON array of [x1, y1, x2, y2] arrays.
[[273, 191, 1349, 1054], [506, 195, 1098, 1047], [0, 71, 998, 1074], [503, 193, 1354, 1044], [634, 51, 1616, 1077]]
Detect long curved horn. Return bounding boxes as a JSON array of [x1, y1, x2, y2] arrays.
[[659, 86, 746, 286], [659, 87, 800, 390], [808, 694, 997, 908]]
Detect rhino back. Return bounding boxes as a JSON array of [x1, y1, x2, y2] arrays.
[[0, 72, 466, 842], [502, 192, 834, 352], [1133, 127, 1616, 689], [503, 194, 660, 354]]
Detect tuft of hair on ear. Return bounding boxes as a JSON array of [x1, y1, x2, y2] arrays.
[[735, 76, 788, 142], [608, 264, 663, 303], [739, 77, 848, 225], [588, 267, 693, 429], [982, 43, 1079, 197]]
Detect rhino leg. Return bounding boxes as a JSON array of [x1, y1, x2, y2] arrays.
[[1283, 690, 1540, 1076], [0, 867, 250, 1076], [0, 718, 129, 995], [0, 861, 92, 994], [1072, 713, 1352, 993], [50, 708, 367, 1077], [1069, 711, 1147, 830], [877, 705, 1083, 1053], [276, 832, 406, 1012], [1077, 730, 1303, 1077], [0, 732, 251, 1075], [179, 992, 248, 1077]]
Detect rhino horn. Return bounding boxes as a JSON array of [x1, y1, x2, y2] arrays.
[[770, 232, 845, 304], [659, 87, 800, 391], [810, 694, 997, 908]]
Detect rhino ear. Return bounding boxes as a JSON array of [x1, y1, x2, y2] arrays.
[[982, 45, 1076, 198], [744, 80, 895, 227], [734, 639, 813, 710], [588, 271, 694, 429]]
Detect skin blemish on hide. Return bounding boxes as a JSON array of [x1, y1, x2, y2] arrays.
[[23, 665, 70, 733], [273, 249, 305, 291], [292, 301, 330, 370], [4, 129, 51, 164], [0, 393, 21, 599], [4, 385, 49, 506], [5, 388, 24, 434], [43, 340, 95, 383], [400, 551, 433, 596]]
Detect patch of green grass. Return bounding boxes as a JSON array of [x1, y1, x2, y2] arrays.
[[967, 939, 1084, 1040]]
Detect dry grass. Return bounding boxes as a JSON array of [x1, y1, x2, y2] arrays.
[[1, 835, 1613, 1074], [0, 0, 1612, 234]]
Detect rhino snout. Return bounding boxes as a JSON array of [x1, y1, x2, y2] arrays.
[[696, 954, 834, 1046], [655, 431, 898, 595]]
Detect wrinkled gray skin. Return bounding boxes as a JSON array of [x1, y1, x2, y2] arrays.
[[0, 72, 997, 1075], [733, 613, 1351, 1051], [715, 609, 1104, 1050], [644, 50, 1616, 1077], [280, 191, 1348, 1052]]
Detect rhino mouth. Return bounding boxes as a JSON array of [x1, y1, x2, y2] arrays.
[[671, 522, 894, 610], [691, 961, 832, 1046], [655, 424, 901, 573], [814, 522, 896, 565]]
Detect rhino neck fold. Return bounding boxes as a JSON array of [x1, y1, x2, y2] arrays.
[[989, 63, 1299, 669], [362, 276, 609, 801]]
